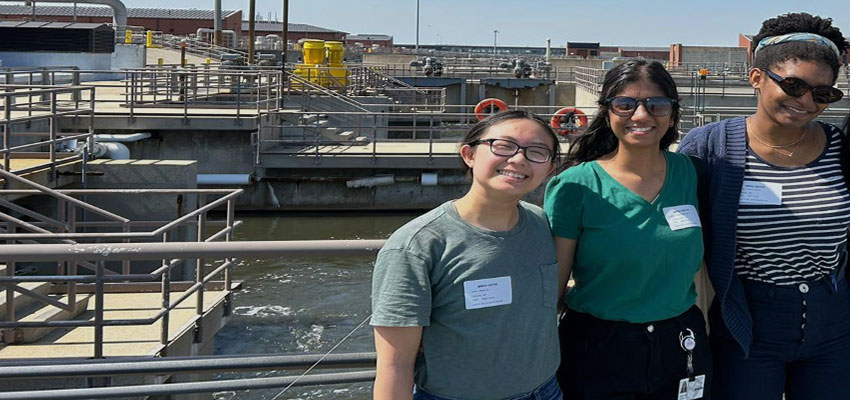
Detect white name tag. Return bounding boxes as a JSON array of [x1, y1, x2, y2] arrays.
[[663, 205, 702, 231], [463, 276, 512, 310], [740, 180, 782, 205], [677, 375, 705, 400]]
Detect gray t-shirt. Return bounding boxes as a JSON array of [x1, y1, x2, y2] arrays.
[[371, 201, 559, 400]]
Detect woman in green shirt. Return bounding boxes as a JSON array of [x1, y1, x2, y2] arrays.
[[544, 59, 711, 399]]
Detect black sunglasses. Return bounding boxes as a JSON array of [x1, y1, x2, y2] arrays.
[[764, 69, 844, 104], [605, 96, 678, 117], [471, 138, 554, 163]]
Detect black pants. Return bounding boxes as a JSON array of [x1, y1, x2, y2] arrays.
[[557, 306, 712, 400]]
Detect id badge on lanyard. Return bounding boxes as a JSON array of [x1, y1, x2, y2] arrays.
[[677, 328, 705, 400]]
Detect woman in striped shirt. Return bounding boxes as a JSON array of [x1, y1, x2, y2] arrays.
[[679, 13, 850, 400]]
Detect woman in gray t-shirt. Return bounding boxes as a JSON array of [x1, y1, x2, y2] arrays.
[[371, 110, 562, 400]]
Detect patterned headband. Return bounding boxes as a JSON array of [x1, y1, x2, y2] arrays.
[[754, 32, 842, 59]]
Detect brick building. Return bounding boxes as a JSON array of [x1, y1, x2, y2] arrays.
[[669, 43, 748, 71], [0, 5, 242, 35], [566, 42, 600, 58], [345, 34, 393, 50], [242, 21, 346, 42], [618, 46, 668, 61]]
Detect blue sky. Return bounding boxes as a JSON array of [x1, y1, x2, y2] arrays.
[[23, 1, 850, 47]]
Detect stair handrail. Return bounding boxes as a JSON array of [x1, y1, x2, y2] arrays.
[[286, 71, 372, 113], [353, 65, 430, 96]]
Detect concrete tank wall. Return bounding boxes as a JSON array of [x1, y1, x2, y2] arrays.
[[111, 44, 146, 71], [0, 51, 111, 70], [130, 130, 255, 175], [0, 44, 146, 81], [554, 83, 576, 107]]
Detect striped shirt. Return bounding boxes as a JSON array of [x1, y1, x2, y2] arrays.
[[735, 123, 850, 286]]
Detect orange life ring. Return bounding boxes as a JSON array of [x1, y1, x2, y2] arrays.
[[550, 107, 588, 135], [474, 98, 509, 121]]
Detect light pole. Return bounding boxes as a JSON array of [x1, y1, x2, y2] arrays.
[[415, 0, 420, 55], [493, 29, 499, 57]]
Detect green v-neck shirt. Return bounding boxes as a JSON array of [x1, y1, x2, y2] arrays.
[[544, 151, 704, 323]]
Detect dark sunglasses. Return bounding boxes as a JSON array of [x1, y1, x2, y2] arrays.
[[471, 138, 554, 163], [605, 96, 677, 117], [763, 69, 844, 104]]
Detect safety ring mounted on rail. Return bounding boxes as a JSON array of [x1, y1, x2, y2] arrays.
[[550, 107, 588, 136], [474, 98, 509, 121]]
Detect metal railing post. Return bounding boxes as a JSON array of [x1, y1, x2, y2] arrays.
[[3, 228, 15, 344], [160, 231, 170, 355], [2, 100, 10, 172], [94, 260, 105, 359], [235, 75, 242, 125], [372, 114, 377, 164], [194, 195, 206, 343], [428, 114, 434, 164], [49, 91, 57, 180]]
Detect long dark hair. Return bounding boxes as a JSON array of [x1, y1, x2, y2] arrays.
[[566, 59, 680, 167], [460, 110, 561, 172]]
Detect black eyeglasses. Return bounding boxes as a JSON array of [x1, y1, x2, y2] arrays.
[[605, 96, 678, 117], [471, 138, 554, 163], [764, 69, 844, 104]]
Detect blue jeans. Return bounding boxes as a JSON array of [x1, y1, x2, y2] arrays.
[[413, 375, 562, 400], [711, 275, 850, 400]]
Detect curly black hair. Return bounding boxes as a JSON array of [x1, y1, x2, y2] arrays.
[[751, 13, 849, 83]]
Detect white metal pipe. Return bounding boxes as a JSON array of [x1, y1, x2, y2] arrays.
[[197, 174, 252, 185], [93, 132, 150, 142], [346, 176, 394, 188], [92, 142, 129, 159]]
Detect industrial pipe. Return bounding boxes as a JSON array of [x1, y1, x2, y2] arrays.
[[196, 28, 237, 48], [197, 174, 252, 186], [92, 132, 150, 143], [213, 0, 222, 46], [91, 142, 130, 160], [247, 0, 256, 64]]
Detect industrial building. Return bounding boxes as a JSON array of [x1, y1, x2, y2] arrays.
[[345, 34, 393, 50], [565, 42, 667, 61], [241, 20, 346, 41], [668, 43, 748, 70], [0, 4, 242, 35]]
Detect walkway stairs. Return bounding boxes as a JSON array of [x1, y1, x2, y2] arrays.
[[0, 265, 91, 345]]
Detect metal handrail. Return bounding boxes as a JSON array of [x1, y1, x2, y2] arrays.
[[0, 352, 376, 377], [0, 239, 380, 359], [0, 189, 242, 239], [287, 71, 370, 112], [0, 168, 128, 224], [0, 240, 385, 261], [0, 84, 95, 173], [0, 371, 375, 400]]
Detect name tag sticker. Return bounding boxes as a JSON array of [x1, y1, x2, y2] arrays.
[[663, 205, 701, 231], [740, 180, 782, 205], [463, 276, 512, 310], [677, 375, 705, 400]]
